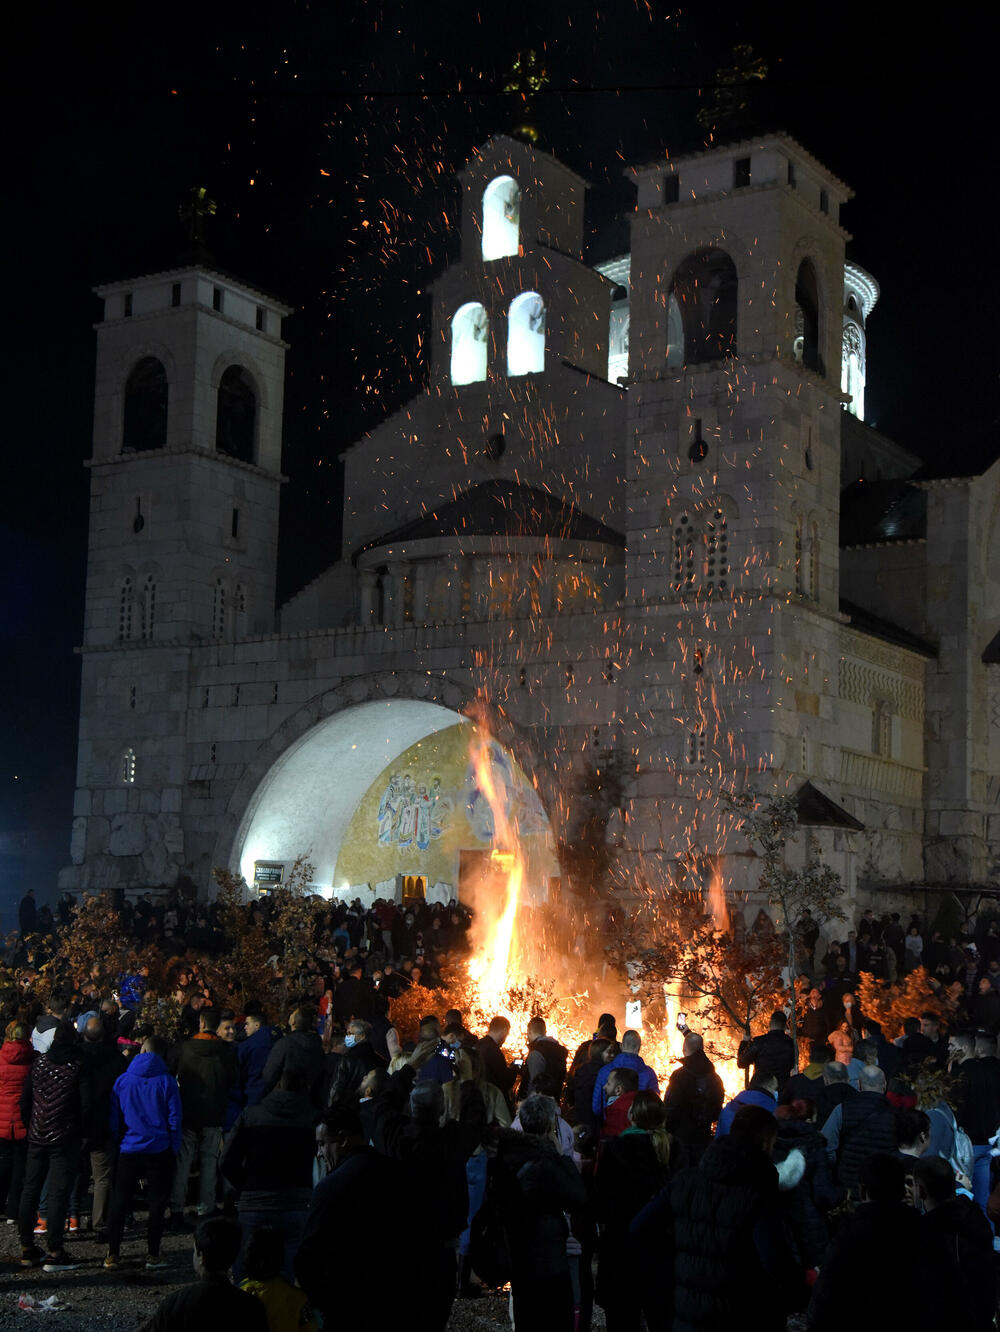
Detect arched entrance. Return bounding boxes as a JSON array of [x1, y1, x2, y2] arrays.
[[228, 693, 558, 904]]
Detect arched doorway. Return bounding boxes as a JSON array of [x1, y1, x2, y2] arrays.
[[230, 698, 558, 905]]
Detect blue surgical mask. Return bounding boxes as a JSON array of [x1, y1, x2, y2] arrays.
[[345, 1035, 357, 1048]]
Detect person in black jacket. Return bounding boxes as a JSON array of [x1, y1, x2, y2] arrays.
[[478, 1016, 516, 1102], [169, 1008, 238, 1222], [820, 1064, 896, 1197], [325, 1018, 381, 1110], [494, 1094, 588, 1332], [17, 1022, 90, 1271], [773, 1100, 843, 1269], [632, 1104, 807, 1332], [220, 1067, 315, 1281], [139, 1216, 267, 1332], [566, 1038, 611, 1133], [808, 1154, 963, 1332], [78, 1016, 124, 1239], [738, 1011, 796, 1091], [662, 1033, 725, 1165], [260, 1006, 325, 1109], [949, 1030, 1000, 1214], [594, 1091, 672, 1332], [914, 1156, 996, 1332], [373, 1064, 482, 1331]]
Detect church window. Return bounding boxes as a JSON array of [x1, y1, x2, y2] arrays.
[[481, 175, 521, 260], [122, 357, 168, 452], [842, 322, 865, 419], [507, 292, 545, 376], [231, 507, 240, 539], [210, 743, 217, 763], [670, 249, 738, 365], [733, 157, 751, 189], [705, 509, 729, 594], [233, 684, 240, 706], [450, 302, 489, 385], [140, 574, 156, 640], [129, 684, 136, 711], [171, 282, 181, 307], [216, 366, 257, 463], [235, 583, 248, 636], [213, 286, 223, 312], [255, 306, 265, 331], [666, 292, 684, 369], [663, 175, 680, 204], [213, 579, 227, 639], [120, 748, 136, 785], [119, 577, 134, 640], [672, 514, 698, 593], [787, 160, 797, 188], [819, 189, 829, 215], [794, 260, 822, 373], [686, 727, 706, 766], [123, 293, 133, 317], [808, 523, 820, 602], [872, 699, 892, 757], [794, 517, 804, 594]]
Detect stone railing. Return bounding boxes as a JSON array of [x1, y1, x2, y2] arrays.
[[840, 748, 925, 801]]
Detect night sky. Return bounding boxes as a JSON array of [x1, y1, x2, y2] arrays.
[[2, 2, 993, 915]]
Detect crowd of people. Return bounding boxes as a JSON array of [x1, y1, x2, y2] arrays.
[[1, 890, 999, 1330]]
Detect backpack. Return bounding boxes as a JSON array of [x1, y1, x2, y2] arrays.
[[929, 1103, 975, 1181]]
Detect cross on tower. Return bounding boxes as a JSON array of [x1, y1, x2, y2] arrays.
[[178, 186, 217, 258]]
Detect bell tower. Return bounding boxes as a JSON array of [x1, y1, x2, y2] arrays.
[[619, 134, 852, 887], [85, 266, 291, 647], [66, 263, 291, 891]]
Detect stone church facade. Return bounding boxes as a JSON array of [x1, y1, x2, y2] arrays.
[[63, 133, 1000, 912]]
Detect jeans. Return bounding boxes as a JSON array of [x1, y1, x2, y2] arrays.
[[18, 1139, 81, 1252], [0, 1138, 27, 1219], [972, 1143, 994, 1225], [108, 1149, 174, 1258], [234, 1206, 308, 1282], [170, 1126, 222, 1215]]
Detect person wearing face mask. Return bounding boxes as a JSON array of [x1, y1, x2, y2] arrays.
[[325, 1019, 380, 1111]]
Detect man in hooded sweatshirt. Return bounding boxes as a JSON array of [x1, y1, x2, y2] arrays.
[[105, 1034, 182, 1269]]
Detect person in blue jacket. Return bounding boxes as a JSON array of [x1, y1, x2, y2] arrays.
[[715, 1071, 779, 1137], [105, 1035, 182, 1269], [592, 1030, 659, 1126], [238, 1008, 277, 1109]]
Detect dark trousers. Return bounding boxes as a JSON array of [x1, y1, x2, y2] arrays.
[[512, 1271, 575, 1332], [107, 1149, 173, 1258], [18, 1139, 81, 1251], [0, 1137, 28, 1218]]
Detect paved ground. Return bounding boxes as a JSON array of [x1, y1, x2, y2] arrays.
[[0, 1215, 544, 1330]]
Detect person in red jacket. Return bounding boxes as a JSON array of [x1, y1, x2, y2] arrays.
[[600, 1068, 639, 1140], [0, 1022, 34, 1222]]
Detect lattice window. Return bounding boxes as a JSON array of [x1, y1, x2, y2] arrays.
[[140, 574, 156, 640], [872, 699, 892, 757], [705, 509, 729, 595], [120, 748, 136, 785], [213, 579, 227, 639], [808, 523, 820, 603], [685, 727, 706, 766], [234, 583, 248, 636], [119, 577, 134, 640], [794, 518, 804, 594], [672, 514, 698, 593]]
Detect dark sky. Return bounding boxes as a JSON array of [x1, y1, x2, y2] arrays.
[[2, 1, 993, 908]]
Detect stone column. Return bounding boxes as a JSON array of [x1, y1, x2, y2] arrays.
[[358, 569, 378, 625]]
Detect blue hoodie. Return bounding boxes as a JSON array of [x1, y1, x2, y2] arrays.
[[592, 1051, 659, 1116], [714, 1087, 777, 1137], [238, 1025, 277, 1108], [110, 1052, 182, 1155]]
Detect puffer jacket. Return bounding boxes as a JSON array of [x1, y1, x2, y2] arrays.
[[833, 1091, 896, 1194], [639, 1138, 807, 1332], [494, 1129, 588, 1282], [24, 1042, 86, 1146], [0, 1039, 34, 1140]]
